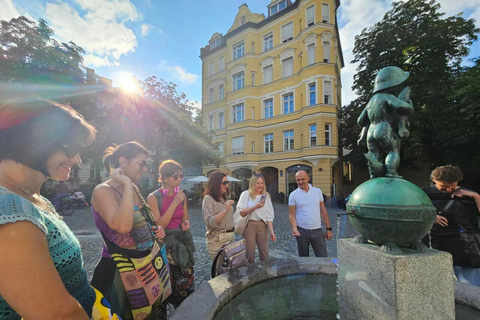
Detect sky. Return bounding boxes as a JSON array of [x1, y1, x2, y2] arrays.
[[1, 0, 479, 112]]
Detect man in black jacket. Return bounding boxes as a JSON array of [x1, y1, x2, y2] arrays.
[[423, 165, 480, 286]]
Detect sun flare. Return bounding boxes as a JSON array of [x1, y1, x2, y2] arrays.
[[118, 74, 138, 93]]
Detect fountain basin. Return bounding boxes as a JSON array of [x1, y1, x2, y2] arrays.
[[170, 257, 480, 319]]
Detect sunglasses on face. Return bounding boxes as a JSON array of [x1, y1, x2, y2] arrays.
[[173, 173, 185, 180], [132, 159, 148, 169], [221, 181, 229, 186], [62, 144, 85, 158]]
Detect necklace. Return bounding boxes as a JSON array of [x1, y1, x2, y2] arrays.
[[0, 174, 62, 218]]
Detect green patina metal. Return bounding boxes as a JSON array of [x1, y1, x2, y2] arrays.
[[348, 67, 437, 253], [347, 178, 436, 247]]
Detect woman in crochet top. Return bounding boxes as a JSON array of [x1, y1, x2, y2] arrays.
[[0, 97, 97, 319]]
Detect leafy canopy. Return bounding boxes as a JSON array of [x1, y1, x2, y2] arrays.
[[341, 0, 479, 188]]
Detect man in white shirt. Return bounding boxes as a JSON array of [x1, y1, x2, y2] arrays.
[[288, 170, 333, 257]]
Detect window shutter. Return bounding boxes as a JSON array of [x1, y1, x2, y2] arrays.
[[232, 137, 244, 154], [282, 22, 293, 42]]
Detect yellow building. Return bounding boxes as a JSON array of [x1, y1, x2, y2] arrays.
[[200, 0, 344, 202]]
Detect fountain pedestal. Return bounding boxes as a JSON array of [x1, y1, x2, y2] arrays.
[[339, 239, 455, 320]]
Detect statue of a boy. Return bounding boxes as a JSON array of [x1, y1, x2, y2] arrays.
[[357, 66, 414, 179]]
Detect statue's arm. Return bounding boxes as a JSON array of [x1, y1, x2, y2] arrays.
[[357, 107, 369, 127], [387, 95, 414, 114]]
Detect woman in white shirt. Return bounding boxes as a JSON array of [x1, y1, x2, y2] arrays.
[[237, 174, 276, 263]]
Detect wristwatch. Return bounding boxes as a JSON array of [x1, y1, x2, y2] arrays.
[[326, 227, 333, 231]]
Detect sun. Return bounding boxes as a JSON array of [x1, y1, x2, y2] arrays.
[[118, 73, 138, 93]]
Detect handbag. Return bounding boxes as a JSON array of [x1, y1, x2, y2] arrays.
[[233, 191, 251, 235], [101, 185, 171, 319], [211, 239, 248, 278]]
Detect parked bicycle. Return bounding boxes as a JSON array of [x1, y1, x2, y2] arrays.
[[54, 196, 88, 216]]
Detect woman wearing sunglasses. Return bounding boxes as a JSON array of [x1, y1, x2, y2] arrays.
[[236, 174, 276, 263], [147, 160, 195, 319], [0, 98, 96, 319], [90, 141, 165, 319], [203, 171, 235, 260]]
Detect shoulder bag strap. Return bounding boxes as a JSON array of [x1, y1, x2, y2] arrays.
[[211, 248, 224, 278], [152, 189, 163, 213]]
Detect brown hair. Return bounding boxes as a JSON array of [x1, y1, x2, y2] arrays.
[[204, 170, 227, 202], [431, 165, 463, 184], [0, 97, 96, 176], [103, 141, 148, 173], [158, 159, 183, 183]]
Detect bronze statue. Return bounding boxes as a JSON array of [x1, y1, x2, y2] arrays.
[[357, 66, 413, 178]]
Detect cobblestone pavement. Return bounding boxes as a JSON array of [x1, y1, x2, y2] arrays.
[[64, 203, 359, 315]]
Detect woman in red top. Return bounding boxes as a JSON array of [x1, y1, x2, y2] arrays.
[[147, 160, 195, 319]]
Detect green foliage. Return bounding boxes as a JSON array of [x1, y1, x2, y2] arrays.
[[0, 16, 220, 176], [342, 0, 479, 187], [89, 77, 220, 170]]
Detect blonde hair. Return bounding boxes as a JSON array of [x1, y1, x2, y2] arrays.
[[248, 174, 269, 200]]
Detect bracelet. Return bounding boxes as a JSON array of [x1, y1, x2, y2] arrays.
[[326, 227, 332, 231]]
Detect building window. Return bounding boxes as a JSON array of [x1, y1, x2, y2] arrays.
[[283, 93, 294, 114], [269, 0, 287, 16], [263, 65, 273, 84], [241, 16, 246, 25], [283, 130, 294, 151], [218, 112, 224, 129], [322, 3, 329, 23], [252, 73, 255, 86], [281, 22, 293, 42], [219, 56, 225, 71], [264, 99, 273, 119], [324, 81, 332, 104], [232, 136, 244, 155], [310, 124, 317, 146], [264, 133, 274, 153], [209, 61, 215, 76], [209, 88, 214, 103], [325, 123, 332, 146], [218, 142, 224, 157], [309, 83, 316, 106], [323, 40, 331, 62], [308, 43, 315, 65], [252, 141, 255, 153], [72, 166, 79, 177], [233, 103, 245, 123], [208, 115, 214, 130], [209, 36, 221, 49], [306, 5, 315, 27], [264, 33, 273, 51], [233, 72, 244, 91], [233, 41, 244, 60], [89, 165, 95, 178], [219, 85, 224, 99], [282, 57, 293, 77]]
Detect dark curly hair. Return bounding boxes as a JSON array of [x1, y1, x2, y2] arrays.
[[431, 165, 463, 183], [103, 141, 149, 173]]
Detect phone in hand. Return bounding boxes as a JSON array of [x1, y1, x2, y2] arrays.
[[260, 195, 266, 203]]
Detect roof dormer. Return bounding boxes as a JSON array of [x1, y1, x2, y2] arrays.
[[268, 0, 291, 17]]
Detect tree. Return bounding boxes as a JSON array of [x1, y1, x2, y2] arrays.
[[341, 0, 479, 187], [0, 17, 221, 188], [0, 16, 97, 119], [89, 77, 221, 172]]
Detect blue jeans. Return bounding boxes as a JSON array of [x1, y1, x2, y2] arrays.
[[453, 266, 480, 287], [295, 226, 327, 257], [54, 193, 70, 209]]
